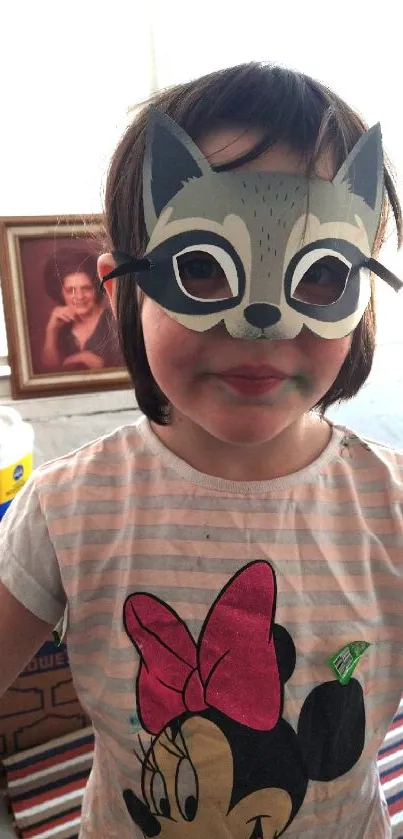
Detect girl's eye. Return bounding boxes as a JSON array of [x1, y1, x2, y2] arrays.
[[176, 252, 232, 299], [293, 256, 350, 305], [175, 757, 198, 822], [150, 771, 171, 818], [178, 253, 223, 282], [173, 246, 239, 301]]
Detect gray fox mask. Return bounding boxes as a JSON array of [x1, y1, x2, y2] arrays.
[[105, 108, 402, 340]]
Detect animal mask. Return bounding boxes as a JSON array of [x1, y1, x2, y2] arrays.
[[104, 108, 402, 340]]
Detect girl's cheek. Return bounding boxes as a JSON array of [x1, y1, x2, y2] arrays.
[[142, 299, 203, 367], [298, 332, 352, 369], [326, 335, 353, 367]]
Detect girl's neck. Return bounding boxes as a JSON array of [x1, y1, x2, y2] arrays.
[[151, 412, 332, 482]]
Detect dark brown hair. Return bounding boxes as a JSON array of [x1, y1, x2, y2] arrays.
[[44, 246, 102, 304], [104, 62, 402, 424]]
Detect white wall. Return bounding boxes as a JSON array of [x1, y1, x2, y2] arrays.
[[0, 2, 153, 217]]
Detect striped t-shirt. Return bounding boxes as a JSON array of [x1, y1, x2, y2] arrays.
[[1, 415, 403, 839]]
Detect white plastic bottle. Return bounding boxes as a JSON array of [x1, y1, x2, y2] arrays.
[[0, 407, 34, 521]]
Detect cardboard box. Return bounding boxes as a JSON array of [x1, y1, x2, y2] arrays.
[[0, 640, 91, 759]]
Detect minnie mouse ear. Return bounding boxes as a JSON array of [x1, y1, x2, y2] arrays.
[[297, 679, 365, 782], [272, 623, 296, 685]]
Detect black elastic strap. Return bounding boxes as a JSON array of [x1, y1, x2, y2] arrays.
[[99, 251, 152, 288], [364, 257, 403, 292]]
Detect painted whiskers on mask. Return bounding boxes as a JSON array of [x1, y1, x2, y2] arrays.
[[103, 109, 402, 341]]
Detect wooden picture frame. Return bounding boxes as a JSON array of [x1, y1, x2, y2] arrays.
[[0, 215, 129, 398]]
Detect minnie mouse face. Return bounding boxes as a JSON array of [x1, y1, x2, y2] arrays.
[[123, 562, 366, 838], [126, 714, 293, 838]]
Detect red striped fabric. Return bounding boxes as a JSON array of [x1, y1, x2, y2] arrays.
[[378, 700, 403, 838], [3, 727, 94, 838]]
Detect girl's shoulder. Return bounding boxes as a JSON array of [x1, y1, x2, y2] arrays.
[[33, 414, 148, 490], [331, 422, 403, 487]]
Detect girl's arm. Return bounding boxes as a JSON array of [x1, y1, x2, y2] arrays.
[[0, 581, 54, 698]]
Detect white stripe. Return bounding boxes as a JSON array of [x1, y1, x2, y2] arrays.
[[380, 776, 403, 794], [378, 746, 403, 768], [30, 815, 82, 839], [17, 789, 84, 820], [8, 751, 94, 789], [390, 810, 403, 827], [384, 724, 403, 743]]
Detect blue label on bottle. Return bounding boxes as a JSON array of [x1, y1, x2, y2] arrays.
[[13, 464, 24, 481]]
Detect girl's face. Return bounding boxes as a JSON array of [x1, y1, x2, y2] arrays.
[[140, 128, 352, 447]]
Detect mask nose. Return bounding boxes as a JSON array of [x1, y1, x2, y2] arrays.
[[244, 303, 281, 329]]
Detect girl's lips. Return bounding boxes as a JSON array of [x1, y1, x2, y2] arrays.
[[217, 374, 287, 396], [215, 366, 289, 396], [218, 364, 288, 379]]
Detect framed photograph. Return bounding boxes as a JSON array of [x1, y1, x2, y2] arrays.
[[0, 215, 129, 398]]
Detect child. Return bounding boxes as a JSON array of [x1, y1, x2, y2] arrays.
[[1, 62, 403, 838]]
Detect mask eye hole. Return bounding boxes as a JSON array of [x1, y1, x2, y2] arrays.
[[174, 245, 239, 301], [291, 250, 351, 306]]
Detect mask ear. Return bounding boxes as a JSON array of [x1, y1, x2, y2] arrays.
[[332, 123, 384, 217], [143, 107, 212, 235]]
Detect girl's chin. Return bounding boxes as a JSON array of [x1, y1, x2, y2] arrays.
[[186, 409, 300, 447]]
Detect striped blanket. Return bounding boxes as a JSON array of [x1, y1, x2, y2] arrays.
[[2, 727, 93, 838], [2, 707, 403, 838], [379, 701, 403, 838]]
